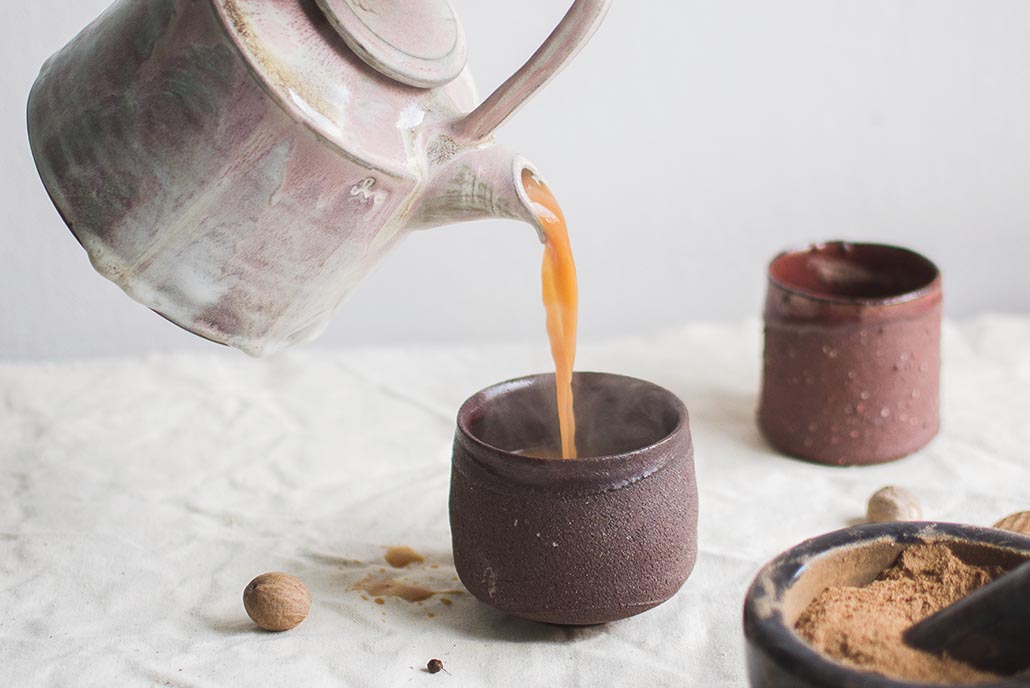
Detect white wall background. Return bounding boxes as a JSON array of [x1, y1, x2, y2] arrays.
[[2, 1, 1028, 360]]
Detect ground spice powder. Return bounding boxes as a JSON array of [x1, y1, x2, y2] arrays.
[[795, 543, 1005, 683]]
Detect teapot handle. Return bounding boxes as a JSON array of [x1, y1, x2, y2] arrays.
[[452, 0, 613, 144]]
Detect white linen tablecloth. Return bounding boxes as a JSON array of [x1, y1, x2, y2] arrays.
[[2, 317, 1029, 687]]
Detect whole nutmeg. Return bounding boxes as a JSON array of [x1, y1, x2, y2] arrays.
[[994, 511, 1030, 537], [866, 486, 922, 523], [243, 572, 311, 631]]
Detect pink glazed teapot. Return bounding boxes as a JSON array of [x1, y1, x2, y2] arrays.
[[27, 0, 611, 355]]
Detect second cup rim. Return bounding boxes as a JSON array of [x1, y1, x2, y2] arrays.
[[768, 241, 942, 307]]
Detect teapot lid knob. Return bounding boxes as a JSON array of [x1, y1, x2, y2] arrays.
[[315, 0, 468, 88]]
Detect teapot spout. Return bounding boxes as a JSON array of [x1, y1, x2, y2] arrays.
[[407, 144, 545, 242]]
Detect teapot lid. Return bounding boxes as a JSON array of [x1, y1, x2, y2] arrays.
[[314, 0, 468, 88]]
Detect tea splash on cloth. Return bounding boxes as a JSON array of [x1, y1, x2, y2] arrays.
[[795, 543, 1005, 683], [352, 576, 441, 603], [384, 546, 425, 568]]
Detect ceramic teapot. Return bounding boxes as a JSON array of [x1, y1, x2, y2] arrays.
[[27, 0, 611, 356]]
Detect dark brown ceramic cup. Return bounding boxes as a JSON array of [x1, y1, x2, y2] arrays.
[[759, 242, 942, 466], [743, 522, 1030, 688], [450, 372, 698, 626]]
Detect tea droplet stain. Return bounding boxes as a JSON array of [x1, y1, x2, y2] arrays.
[[427, 612, 436, 618], [352, 575, 463, 604], [384, 546, 425, 568], [375, 598, 385, 605], [440, 598, 453, 606]]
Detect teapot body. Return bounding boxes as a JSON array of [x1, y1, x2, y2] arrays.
[[29, 0, 613, 355], [29, 0, 478, 355]]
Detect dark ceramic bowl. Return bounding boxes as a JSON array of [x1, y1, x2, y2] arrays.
[[744, 522, 1030, 687], [759, 241, 942, 466], [449, 372, 698, 625]]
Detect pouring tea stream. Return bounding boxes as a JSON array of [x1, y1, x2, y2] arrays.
[[27, 0, 610, 361]]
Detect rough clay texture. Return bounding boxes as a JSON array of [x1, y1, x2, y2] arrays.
[[450, 374, 698, 625], [450, 455, 697, 625], [795, 544, 1004, 683]]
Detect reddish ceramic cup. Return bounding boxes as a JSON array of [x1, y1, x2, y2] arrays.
[[450, 372, 698, 625], [758, 242, 942, 466]]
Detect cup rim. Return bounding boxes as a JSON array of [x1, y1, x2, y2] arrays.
[[743, 521, 1030, 688], [455, 371, 689, 467], [768, 241, 942, 307]]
